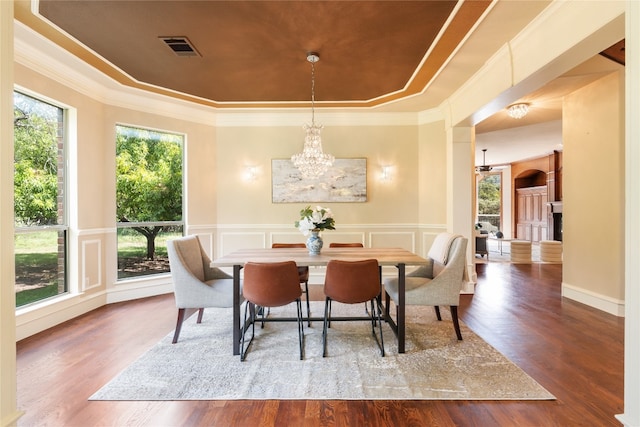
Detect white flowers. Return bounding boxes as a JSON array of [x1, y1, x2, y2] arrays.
[[295, 205, 336, 236]]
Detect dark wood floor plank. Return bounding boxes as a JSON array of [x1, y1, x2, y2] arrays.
[[16, 262, 624, 426]]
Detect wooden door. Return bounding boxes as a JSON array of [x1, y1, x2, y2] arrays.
[[516, 186, 547, 242]]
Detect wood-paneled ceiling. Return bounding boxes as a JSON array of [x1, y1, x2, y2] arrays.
[[29, 0, 494, 108], [15, 0, 624, 141]]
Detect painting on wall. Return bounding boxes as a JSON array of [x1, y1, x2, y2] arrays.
[[272, 158, 367, 203]]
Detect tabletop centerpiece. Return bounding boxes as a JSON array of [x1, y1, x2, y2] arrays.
[[295, 205, 335, 255]]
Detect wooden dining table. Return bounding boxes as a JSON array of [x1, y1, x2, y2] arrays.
[[211, 247, 429, 355]]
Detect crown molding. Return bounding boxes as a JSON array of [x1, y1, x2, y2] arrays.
[[14, 20, 427, 128], [14, 21, 217, 125]]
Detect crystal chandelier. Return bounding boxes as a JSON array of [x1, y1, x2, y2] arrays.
[[507, 103, 530, 119], [291, 52, 334, 180]]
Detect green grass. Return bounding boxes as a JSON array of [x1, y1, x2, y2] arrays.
[[15, 229, 182, 306], [116, 230, 180, 279], [15, 231, 61, 307], [16, 285, 60, 307]]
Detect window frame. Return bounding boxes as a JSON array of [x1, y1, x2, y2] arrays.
[[13, 89, 69, 308], [114, 124, 185, 281]]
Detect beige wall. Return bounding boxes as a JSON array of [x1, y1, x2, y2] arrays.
[[215, 125, 420, 226], [13, 60, 450, 333], [563, 70, 625, 303], [418, 121, 447, 226]]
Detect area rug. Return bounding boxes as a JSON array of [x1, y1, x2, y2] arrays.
[[90, 302, 554, 401]]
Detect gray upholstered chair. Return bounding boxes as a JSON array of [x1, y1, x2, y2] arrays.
[[167, 235, 238, 344], [384, 233, 468, 340]]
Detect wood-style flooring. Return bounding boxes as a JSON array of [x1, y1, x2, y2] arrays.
[[16, 262, 624, 426]]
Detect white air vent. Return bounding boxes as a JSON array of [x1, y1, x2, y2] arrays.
[[159, 37, 201, 57]]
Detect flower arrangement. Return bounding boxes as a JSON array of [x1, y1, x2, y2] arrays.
[[295, 205, 335, 236]]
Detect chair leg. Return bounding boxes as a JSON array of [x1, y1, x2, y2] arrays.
[[451, 306, 463, 340], [296, 299, 305, 360], [369, 299, 376, 333], [240, 302, 256, 361], [370, 298, 385, 357], [322, 297, 331, 357], [196, 308, 205, 323], [303, 281, 311, 327], [384, 291, 391, 317], [172, 308, 187, 344], [434, 305, 442, 321]]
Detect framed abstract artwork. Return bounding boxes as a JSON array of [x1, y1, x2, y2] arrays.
[[272, 158, 367, 203]]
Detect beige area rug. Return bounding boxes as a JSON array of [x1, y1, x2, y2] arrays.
[[90, 302, 554, 401]]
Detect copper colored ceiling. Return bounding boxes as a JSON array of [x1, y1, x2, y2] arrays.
[[34, 0, 491, 108]]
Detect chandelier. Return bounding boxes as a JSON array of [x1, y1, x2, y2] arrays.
[[507, 103, 530, 119], [291, 52, 334, 180]]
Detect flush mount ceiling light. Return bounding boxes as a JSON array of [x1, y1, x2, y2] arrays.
[[476, 148, 493, 175], [507, 103, 530, 119], [291, 52, 334, 180]]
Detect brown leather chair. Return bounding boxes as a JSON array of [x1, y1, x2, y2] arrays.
[[329, 243, 369, 314], [322, 259, 384, 357], [272, 243, 311, 325], [329, 242, 364, 248], [241, 261, 305, 361]]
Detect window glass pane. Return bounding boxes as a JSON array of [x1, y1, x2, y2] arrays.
[[14, 91, 67, 307], [15, 229, 66, 307], [116, 125, 183, 280], [117, 225, 182, 279], [478, 173, 501, 231]]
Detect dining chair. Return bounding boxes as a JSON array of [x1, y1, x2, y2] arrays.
[[329, 242, 364, 248], [329, 242, 371, 315], [272, 243, 311, 325], [241, 261, 305, 361], [322, 259, 384, 357], [167, 235, 238, 344], [384, 233, 468, 340]]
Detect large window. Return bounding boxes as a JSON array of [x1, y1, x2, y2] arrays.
[[478, 173, 501, 231], [116, 125, 183, 280], [14, 91, 67, 307]]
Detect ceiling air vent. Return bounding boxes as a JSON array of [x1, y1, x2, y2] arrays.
[[159, 37, 201, 57]]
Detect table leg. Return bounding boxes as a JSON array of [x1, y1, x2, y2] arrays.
[[398, 263, 405, 353], [233, 264, 242, 356]]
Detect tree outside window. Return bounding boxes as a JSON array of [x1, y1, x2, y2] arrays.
[[478, 174, 501, 231], [116, 125, 183, 279], [14, 91, 67, 307]]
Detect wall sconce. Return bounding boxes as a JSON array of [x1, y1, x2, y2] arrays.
[[244, 166, 258, 182], [380, 165, 392, 182]]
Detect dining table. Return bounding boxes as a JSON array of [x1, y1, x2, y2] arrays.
[[211, 246, 429, 355]]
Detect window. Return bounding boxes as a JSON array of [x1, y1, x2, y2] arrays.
[[115, 125, 183, 280], [478, 173, 501, 231], [14, 91, 68, 307]]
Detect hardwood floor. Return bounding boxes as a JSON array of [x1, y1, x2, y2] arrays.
[[16, 263, 624, 426]]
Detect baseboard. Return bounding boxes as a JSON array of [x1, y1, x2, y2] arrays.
[[16, 292, 107, 341], [561, 282, 625, 317], [106, 276, 174, 304], [16, 277, 174, 341]]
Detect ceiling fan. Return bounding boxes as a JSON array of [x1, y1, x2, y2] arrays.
[[476, 149, 493, 174]]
